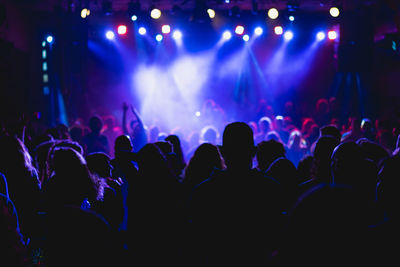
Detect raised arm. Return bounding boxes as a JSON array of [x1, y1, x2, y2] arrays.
[[122, 102, 129, 135]]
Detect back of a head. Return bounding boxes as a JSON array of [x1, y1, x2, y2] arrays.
[[89, 116, 103, 133], [256, 140, 286, 172], [266, 157, 298, 186], [331, 141, 363, 185], [86, 152, 112, 178], [222, 122, 255, 170], [201, 125, 218, 144], [114, 135, 133, 155], [258, 116, 271, 133], [137, 143, 173, 180], [320, 124, 341, 142]]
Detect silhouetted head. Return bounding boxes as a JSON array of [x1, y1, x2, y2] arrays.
[[86, 152, 112, 178], [137, 143, 174, 180], [46, 146, 101, 205], [70, 126, 83, 142], [89, 116, 103, 134], [316, 98, 329, 114], [256, 140, 286, 172], [258, 116, 272, 134], [114, 135, 133, 155], [184, 143, 225, 186], [320, 124, 341, 142], [356, 138, 390, 166], [201, 125, 218, 144], [311, 136, 340, 182], [331, 141, 363, 186], [266, 157, 298, 186], [221, 122, 255, 171]]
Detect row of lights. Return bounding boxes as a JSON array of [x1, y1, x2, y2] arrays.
[[81, 6, 341, 21], [105, 23, 337, 42]]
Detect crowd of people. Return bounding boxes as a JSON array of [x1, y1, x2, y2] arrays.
[[1, 96, 400, 266]]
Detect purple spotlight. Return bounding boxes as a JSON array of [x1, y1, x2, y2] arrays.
[[317, 31, 326, 41], [284, 31, 293, 41], [105, 30, 115, 40]]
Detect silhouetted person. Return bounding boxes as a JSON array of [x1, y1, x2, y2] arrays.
[[255, 116, 272, 145], [256, 139, 286, 172], [86, 152, 124, 232], [128, 143, 183, 266], [275, 183, 373, 266], [110, 135, 139, 236], [166, 134, 186, 177], [0, 135, 41, 242], [83, 116, 110, 155], [122, 103, 147, 152], [266, 157, 299, 213], [188, 122, 283, 266]]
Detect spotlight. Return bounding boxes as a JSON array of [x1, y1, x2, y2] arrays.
[[284, 31, 294, 40], [254, 26, 263, 36], [81, 8, 90, 19], [328, 30, 337, 40], [195, 111, 201, 117], [223, 30, 232, 40], [330, 7, 340, 18], [138, 27, 146, 35], [316, 31, 326, 41], [162, 25, 171, 34], [128, 1, 140, 20], [105, 31, 115, 40], [46, 35, 54, 43], [117, 25, 127, 35], [207, 8, 215, 19], [235, 25, 245, 35], [225, 0, 230, 3], [289, 15, 295, 21], [268, 8, 279, 20], [274, 26, 283, 35], [150, 8, 161, 19], [243, 34, 250, 42], [172, 30, 182, 40], [156, 34, 163, 42]]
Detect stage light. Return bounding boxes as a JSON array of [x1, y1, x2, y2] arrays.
[[330, 7, 340, 18], [138, 27, 147, 35], [317, 31, 326, 41], [42, 41, 46, 47], [225, 0, 230, 3], [81, 8, 90, 19], [156, 34, 163, 42], [117, 25, 127, 35], [254, 26, 263, 36], [46, 35, 54, 43], [243, 34, 250, 42], [274, 26, 283, 35], [131, 15, 137, 21], [284, 31, 293, 40], [268, 8, 279, 19], [105, 30, 115, 40], [195, 111, 201, 117], [223, 30, 232, 40], [328, 30, 337, 40], [172, 30, 182, 40], [235, 25, 245, 35], [150, 8, 161, 19], [207, 9, 215, 19], [289, 15, 295, 21], [162, 25, 171, 34]]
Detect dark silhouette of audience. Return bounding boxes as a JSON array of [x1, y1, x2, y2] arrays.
[[83, 116, 110, 155], [188, 122, 283, 266], [2, 95, 400, 266]]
